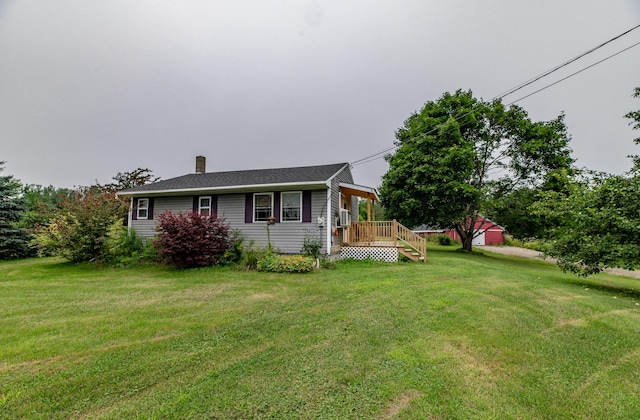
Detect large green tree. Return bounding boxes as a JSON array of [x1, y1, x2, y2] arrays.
[[0, 162, 33, 260], [537, 87, 640, 275], [380, 90, 573, 251]]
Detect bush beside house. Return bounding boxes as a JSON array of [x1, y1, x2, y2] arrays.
[[154, 211, 233, 269]]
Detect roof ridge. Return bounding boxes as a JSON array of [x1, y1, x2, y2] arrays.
[[117, 162, 351, 195]]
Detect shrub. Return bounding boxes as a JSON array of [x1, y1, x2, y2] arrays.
[[33, 188, 128, 262], [104, 224, 156, 265], [436, 234, 453, 246], [300, 230, 322, 260], [257, 253, 315, 273], [222, 230, 245, 265], [154, 211, 232, 269], [240, 245, 269, 270]]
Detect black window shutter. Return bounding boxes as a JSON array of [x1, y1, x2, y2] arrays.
[[148, 198, 154, 220], [132, 197, 138, 220], [302, 191, 312, 222], [193, 196, 199, 213], [245, 193, 253, 223], [274, 192, 280, 223], [212, 196, 218, 217]]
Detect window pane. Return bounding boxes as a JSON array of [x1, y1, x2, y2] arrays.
[[201, 208, 210, 217], [282, 208, 299, 221], [254, 194, 272, 221], [282, 192, 299, 207], [255, 195, 271, 207], [137, 199, 149, 219], [200, 198, 210, 208], [281, 192, 301, 221]]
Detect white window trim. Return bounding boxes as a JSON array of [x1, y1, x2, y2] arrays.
[[199, 196, 212, 216], [137, 198, 149, 220], [281, 191, 302, 223], [253, 192, 274, 223]]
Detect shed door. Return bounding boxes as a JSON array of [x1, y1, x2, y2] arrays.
[[472, 232, 485, 246]]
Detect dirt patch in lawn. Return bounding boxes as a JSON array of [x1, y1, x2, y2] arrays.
[[382, 389, 423, 419]]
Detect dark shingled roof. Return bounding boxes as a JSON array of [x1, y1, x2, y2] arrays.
[[119, 162, 350, 194]]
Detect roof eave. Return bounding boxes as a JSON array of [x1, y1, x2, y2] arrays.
[[338, 182, 380, 201]]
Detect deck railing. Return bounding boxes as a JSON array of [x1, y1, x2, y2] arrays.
[[348, 220, 426, 262]]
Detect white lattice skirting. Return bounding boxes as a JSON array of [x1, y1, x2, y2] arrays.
[[340, 246, 398, 263]]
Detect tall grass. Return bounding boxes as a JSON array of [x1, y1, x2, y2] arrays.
[[1, 249, 639, 418]]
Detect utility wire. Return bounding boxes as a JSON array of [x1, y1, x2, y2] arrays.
[[506, 40, 640, 105], [350, 144, 397, 165], [494, 23, 640, 100], [350, 24, 640, 168]]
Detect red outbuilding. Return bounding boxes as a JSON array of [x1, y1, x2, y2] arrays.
[[413, 217, 505, 246]]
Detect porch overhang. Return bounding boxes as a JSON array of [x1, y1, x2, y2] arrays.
[[338, 182, 379, 201]]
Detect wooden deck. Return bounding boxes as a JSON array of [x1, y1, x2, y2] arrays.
[[345, 220, 426, 262]]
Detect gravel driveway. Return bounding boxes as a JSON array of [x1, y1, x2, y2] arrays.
[[481, 246, 640, 279]]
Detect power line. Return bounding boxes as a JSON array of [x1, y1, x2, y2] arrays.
[[350, 24, 640, 168], [350, 144, 397, 165], [494, 23, 640, 100], [506, 40, 640, 105]]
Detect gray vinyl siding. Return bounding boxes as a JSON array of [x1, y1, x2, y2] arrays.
[[330, 166, 356, 226], [131, 190, 330, 254], [218, 190, 329, 254]]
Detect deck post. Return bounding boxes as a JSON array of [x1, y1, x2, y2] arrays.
[[393, 219, 397, 248]]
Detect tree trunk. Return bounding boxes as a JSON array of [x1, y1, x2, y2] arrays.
[[456, 225, 474, 252], [461, 235, 473, 252]]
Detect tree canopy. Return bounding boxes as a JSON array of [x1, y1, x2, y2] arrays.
[[486, 168, 574, 240], [625, 87, 640, 172], [536, 87, 640, 275], [380, 90, 573, 251], [99, 168, 160, 192], [537, 172, 640, 275]]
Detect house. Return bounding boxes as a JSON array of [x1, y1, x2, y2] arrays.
[[117, 157, 425, 262], [413, 217, 505, 246]]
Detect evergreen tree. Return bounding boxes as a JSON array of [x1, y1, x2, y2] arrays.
[[0, 162, 32, 260]]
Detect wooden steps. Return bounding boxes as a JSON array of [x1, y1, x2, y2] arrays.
[[397, 246, 425, 262]]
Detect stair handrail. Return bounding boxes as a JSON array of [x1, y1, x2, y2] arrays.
[[393, 220, 427, 263]]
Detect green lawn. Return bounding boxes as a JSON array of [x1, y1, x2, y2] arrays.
[[1, 247, 640, 419]]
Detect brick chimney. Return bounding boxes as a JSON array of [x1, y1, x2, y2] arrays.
[[195, 156, 206, 174]]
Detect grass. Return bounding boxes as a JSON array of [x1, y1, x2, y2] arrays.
[[1, 248, 640, 419]]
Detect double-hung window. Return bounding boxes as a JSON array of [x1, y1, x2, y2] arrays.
[[136, 198, 149, 220], [253, 193, 273, 222], [199, 196, 212, 217], [281, 191, 302, 222]]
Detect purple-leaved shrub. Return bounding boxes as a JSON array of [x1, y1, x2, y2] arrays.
[[154, 211, 232, 269]]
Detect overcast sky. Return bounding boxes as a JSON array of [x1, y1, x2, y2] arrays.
[[2, 1, 639, 189]]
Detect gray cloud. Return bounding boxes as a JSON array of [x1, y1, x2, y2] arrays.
[[2, 0, 639, 188]]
